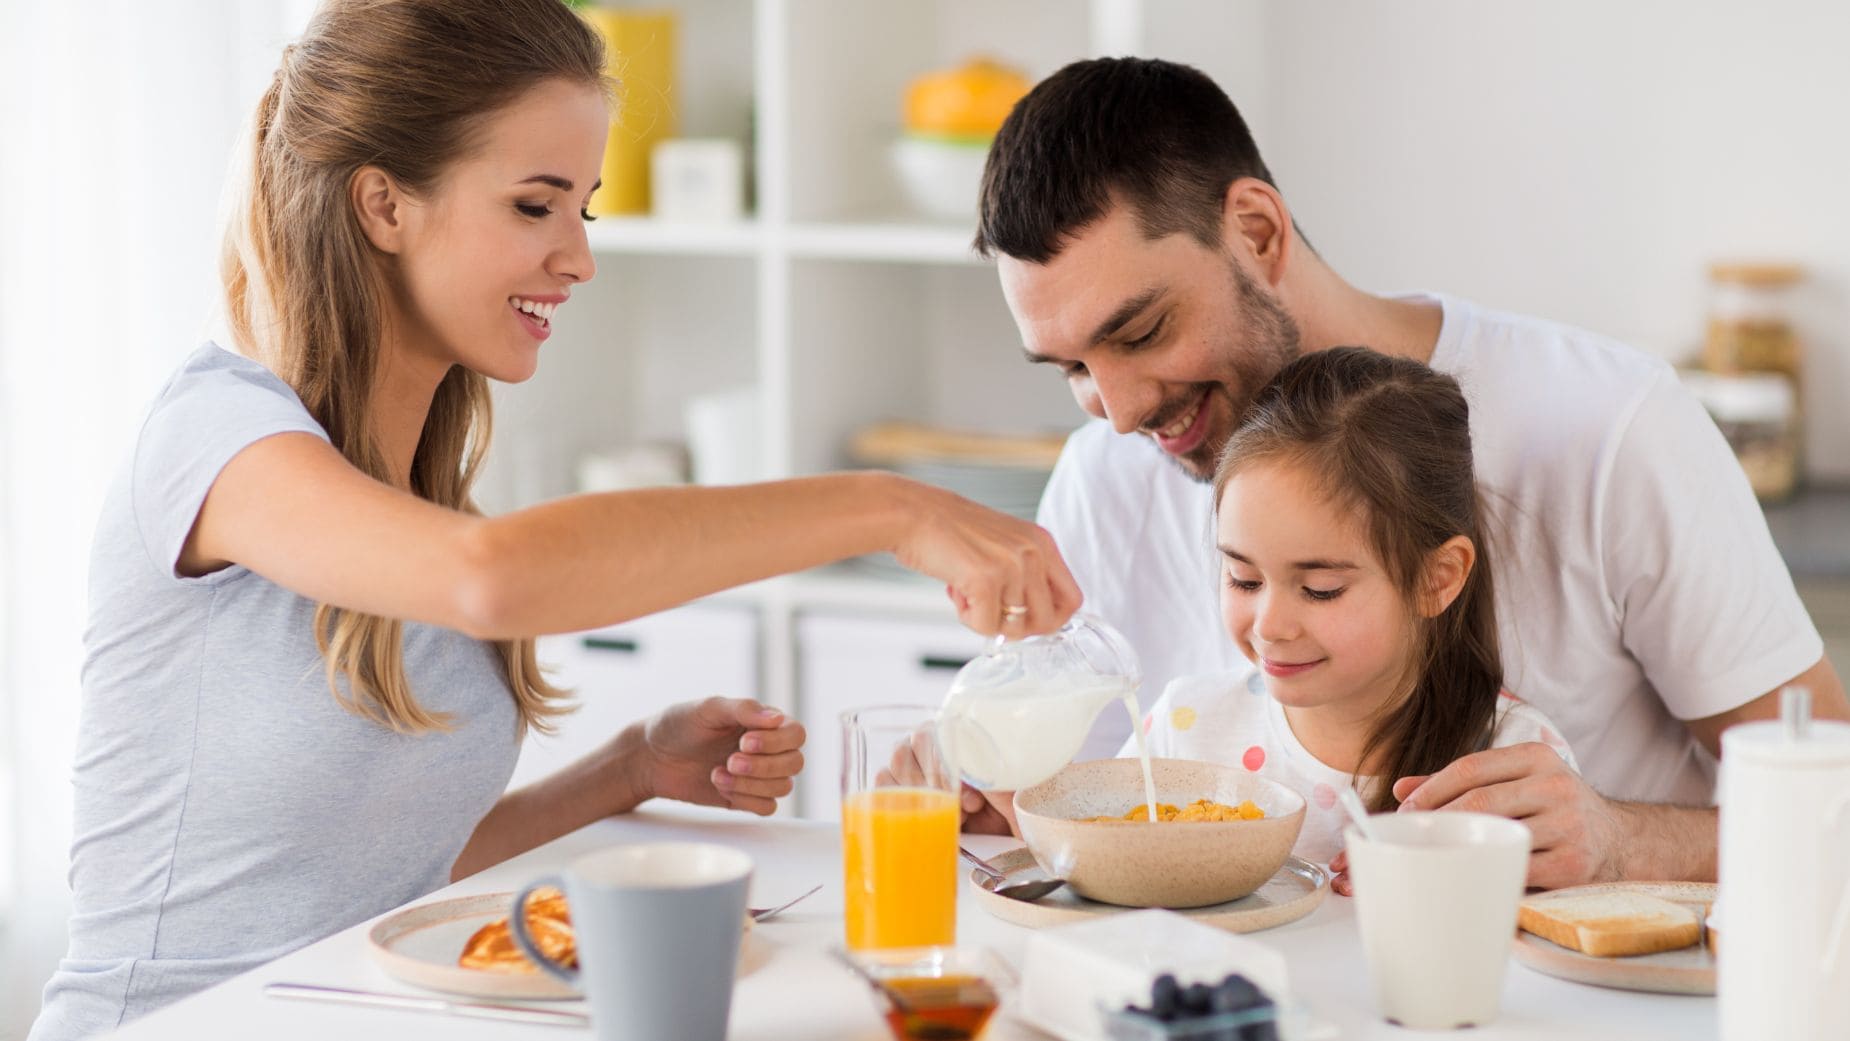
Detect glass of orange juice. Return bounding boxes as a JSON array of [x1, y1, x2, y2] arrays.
[[842, 705, 960, 950]]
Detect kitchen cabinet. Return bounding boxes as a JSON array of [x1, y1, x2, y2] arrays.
[[485, 1, 1259, 802], [1766, 487, 1850, 676], [793, 609, 987, 819]]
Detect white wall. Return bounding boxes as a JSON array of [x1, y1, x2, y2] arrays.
[[1243, 0, 1850, 477], [0, 5, 314, 1038]]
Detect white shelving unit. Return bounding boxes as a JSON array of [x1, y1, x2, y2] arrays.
[[491, 0, 1254, 813]]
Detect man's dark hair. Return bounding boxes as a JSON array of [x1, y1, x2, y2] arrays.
[[974, 57, 1278, 263]]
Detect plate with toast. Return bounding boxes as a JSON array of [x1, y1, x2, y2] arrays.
[[1511, 881, 1716, 994]]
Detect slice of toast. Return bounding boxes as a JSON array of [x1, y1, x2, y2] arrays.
[[1518, 890, 1702, 958]]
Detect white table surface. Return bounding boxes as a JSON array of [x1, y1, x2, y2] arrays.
[[104, 805, 1717, 1041]]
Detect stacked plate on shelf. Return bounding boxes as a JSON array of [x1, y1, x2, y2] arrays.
[[848, 422, 1073, 582]]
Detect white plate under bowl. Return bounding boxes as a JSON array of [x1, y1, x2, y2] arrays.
[[970, 847, 1328, 933]]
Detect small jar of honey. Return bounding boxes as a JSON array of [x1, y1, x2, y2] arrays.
[[839, 945, 1013, 1041]]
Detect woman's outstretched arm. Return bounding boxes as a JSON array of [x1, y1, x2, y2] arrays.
[[184, 431, 1081, 638]]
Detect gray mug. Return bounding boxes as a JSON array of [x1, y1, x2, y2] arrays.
[[511, 841, 753, 1041]]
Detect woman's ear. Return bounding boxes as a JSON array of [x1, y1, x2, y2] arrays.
[[350, 165, 409, 253], [1419, 535, 1477, 618]]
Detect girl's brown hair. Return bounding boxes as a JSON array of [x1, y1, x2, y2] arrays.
[[1214, 346, 1502, 811], [221, 0, 608, 735]]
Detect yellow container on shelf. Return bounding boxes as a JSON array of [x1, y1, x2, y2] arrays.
[[580, 9, 678, 216]]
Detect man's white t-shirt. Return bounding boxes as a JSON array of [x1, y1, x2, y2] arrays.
[[1128, 668, 1579, 866], [1042, 293, 1821, 806]]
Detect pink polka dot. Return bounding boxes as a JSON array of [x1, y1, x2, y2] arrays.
[[1241, 745, 1266, 771], [1313, 783, 1338, 810], [1540, 728, 1567, 751], [1143, 713, 1154, 734]]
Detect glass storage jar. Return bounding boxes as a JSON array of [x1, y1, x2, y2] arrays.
[[1704, 262, 1802, 380], [1680, 370, 1800, 502]]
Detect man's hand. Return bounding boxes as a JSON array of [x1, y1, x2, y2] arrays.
[[956, 785, 1020, 836], [1329, 742, 1627, 895], [634, 697, 806, 816], [879, 723, 1021, 836]]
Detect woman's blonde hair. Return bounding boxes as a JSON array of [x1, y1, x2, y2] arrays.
[[221, 0, 608, 736]]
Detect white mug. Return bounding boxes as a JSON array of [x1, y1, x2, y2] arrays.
[[1344, 812, 1531, 1029], [1717, 699, 1850, 1041]]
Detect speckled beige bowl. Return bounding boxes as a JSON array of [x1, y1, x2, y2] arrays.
[[1013, 757, 1306, 909]]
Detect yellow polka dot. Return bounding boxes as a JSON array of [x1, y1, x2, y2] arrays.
[[1170, 706, 1198, 731]]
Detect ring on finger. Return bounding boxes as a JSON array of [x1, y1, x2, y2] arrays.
[[1003, 604, 1029, 619]]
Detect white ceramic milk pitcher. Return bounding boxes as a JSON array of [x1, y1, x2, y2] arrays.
[[1717, 687, 1850, 1041]]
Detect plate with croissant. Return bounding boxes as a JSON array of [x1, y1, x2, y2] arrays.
[[366, 886, 762, 1000]]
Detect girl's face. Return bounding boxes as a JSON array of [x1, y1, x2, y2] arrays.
[[1216, 459, 1417, 716], [384, 78, 608, 383]]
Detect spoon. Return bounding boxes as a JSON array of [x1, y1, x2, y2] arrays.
[[1336, 786, 1378, 842], [749, 883, 823, 923], [959, 846, 1066, 902]]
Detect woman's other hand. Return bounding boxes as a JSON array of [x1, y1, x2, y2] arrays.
[[636, 696, 806, 816], [889, 481, 1084, 638]]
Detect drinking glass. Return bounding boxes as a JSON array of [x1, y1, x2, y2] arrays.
[[842, 704, 960, 950]]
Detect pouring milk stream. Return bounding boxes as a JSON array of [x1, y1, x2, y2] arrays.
[[937, 614, 1158, 820]]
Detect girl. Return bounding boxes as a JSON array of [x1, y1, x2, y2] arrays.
[[1137, 346, 1576, 879], [32, 2, 1078, 1038]]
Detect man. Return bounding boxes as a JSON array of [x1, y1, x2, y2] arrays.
[[973, 57, 1846, 890]]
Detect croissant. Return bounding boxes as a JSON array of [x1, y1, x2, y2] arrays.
[[459, 887, 577, 974]]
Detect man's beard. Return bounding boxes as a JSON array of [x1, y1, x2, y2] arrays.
[[1163, 259, 1302, 483]]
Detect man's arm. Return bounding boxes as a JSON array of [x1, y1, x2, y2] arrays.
[[1379, 654, 1848, 890], [1684, 654, 1847, 756]]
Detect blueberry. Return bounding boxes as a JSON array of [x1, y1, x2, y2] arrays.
[[1212, 973, 1264, 1013], [1150, 973, 1181, 1021], [1182, 982, 1214, 1015]]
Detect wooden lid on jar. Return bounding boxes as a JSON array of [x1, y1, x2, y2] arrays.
[[1708, 261, 1803, 286]]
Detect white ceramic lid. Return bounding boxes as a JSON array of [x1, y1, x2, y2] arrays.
[[1721, 718, 1850, 767]]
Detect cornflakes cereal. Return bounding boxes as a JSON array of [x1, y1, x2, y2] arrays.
[[1084, 798, 1264, 822]]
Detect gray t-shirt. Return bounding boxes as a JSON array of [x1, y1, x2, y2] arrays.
[[32, 345, 519, 1041]]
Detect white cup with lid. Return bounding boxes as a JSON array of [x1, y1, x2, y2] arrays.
[[1717, 687, 1850, 1041]]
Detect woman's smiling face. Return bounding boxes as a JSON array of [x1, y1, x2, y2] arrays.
[[1216, 458, 1416, 714], [382, 77, 608, 383]]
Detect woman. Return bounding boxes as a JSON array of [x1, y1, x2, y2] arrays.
[[30, 2, 1079, 1038]]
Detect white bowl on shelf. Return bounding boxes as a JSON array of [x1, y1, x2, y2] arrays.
[[890, 136, 990, 222]]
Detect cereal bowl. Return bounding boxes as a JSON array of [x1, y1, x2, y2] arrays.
[[1013, 758, 1306, 908]]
